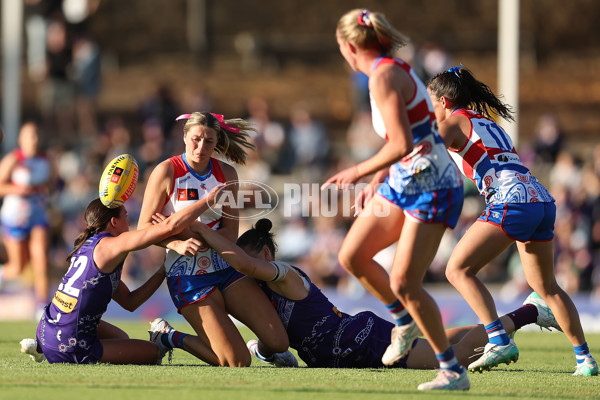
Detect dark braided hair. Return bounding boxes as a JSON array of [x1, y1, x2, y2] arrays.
[[66, 198, 122, 262], [236, 218, 277, 257], [427, 67, 514, 122]]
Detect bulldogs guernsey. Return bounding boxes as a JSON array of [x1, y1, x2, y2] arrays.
[[161, 155, 230, 277], [0, 148, 50, 231], [449, 109, 553, 204], [260, 266, 394, 368], [369, 57, 462, 195], [37, 233, 121, 360]]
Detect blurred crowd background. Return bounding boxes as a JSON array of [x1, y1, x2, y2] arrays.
[[1, 0, 600, 317]]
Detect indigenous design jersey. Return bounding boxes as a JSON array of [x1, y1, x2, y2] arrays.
[[369, 57, 462, 195], [259, 266, 392, 368], [38, 233, 121, 354], [0, 148, 50, 227], [162, 155, 230, 277], [449, 109, 554, 204]]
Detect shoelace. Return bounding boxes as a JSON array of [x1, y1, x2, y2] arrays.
[[469, 346, 486, 360]]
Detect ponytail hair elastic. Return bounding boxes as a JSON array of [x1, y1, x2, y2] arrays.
[[357, 10, 373, 28], [176, 113, 240, 134], [447, 64, 463, 78]]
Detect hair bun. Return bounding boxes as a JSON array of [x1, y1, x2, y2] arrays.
[[255, 218, 272, 233]]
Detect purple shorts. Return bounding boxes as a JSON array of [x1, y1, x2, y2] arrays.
[[36, 334, 103, 364], [167, 267, 245, 311], [478, 201, 555, 242]]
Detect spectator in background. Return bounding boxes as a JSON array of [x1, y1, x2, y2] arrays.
[[139, 84, 181, 140], [245, 97, 286, 174], [0, 122, 54, 315], [72, 34, 102, 138], [39, 18, 76, 145], [24, 0, 63, 83], [288, 101, 329, 180], [416, 41, 452, 82], [533, 113, 564, 165]]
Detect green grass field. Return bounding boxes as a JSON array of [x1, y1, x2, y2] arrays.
[[1, 320, 599, 400]]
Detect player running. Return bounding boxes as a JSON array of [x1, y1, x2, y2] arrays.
[[426, 65, 597, 376]]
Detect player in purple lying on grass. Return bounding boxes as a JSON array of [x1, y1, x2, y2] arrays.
[[151, 217, 562, 371], [20, 188, 224, 365]]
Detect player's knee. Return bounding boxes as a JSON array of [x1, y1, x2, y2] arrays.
[[264, 336, 289, 353], [337, 250, 357, 274], [389, 274, 409, 297], [222, 354, 251, 367], [445, 264, 466, 286]]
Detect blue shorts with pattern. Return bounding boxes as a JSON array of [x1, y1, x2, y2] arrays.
[[167, 267, 245, 311], [377, 179, 464, 229], [478, 201, 555, 242]]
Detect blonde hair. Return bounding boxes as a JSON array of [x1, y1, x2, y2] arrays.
[[337, 9, 409, 56], [183, 112, 256, 165]]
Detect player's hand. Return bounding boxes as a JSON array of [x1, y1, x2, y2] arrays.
[[321, 166, 360, 191], [167, 238, 205, 257], [151, 212, 167, 224], [353, 184, 375, 216]]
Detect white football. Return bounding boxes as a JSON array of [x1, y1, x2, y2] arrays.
[[99, 154, 139, 208]]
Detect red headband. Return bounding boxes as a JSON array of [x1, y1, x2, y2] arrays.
[[176, 113, 240, 134]]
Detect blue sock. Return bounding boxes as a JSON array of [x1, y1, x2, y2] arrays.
[[160, 331, 189, 349], [385, 299, 412, 326], [485, 319, 510, 346], [436, 347, 464, 374], [574, 343, 590, 364]]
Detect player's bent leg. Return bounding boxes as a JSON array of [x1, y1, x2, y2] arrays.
[[224, 278, 289, 354], [100, 339, 160, 365], [180, 290, 251, 367], [337, 196, 404, 305], [148, 317, 219, 366], [445, 222, 513, 324], [98, 320, 129, 339], [518, 241, 585, 343]]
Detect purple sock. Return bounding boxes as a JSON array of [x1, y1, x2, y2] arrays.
[[506, 304, 538, 330]]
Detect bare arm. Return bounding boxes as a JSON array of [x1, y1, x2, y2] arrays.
[[0, 152, 31, 197], [438, 114, 470, 152], [94, 186, 221, 273], [322, 65, 414, 188], [111, 265, 166, 312], [190, 221, 308, 299]]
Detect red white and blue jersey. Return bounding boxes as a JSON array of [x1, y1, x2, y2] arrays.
[[449, 109, 554, 204], [0, 148, 50, 228], [161, 154, 231, 277], [369, 57, 462, 195]]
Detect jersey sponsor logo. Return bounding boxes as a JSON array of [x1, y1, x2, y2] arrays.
[[110, 167, 123, 183], [177, 188, 199, 201], [495, 153, 520, 163], [52, 290, 78, 313], [332, 306, 342, 318]]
